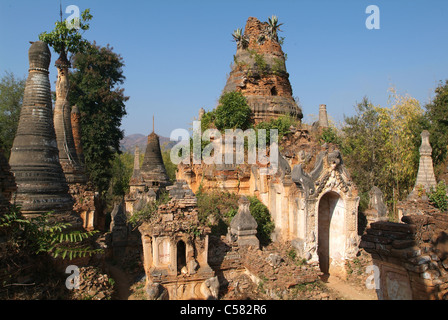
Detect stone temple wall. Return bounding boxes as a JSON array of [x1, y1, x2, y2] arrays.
[[361, 211, 448, 300]]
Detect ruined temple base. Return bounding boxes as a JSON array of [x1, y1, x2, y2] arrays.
[[361, 210, 448, 300]]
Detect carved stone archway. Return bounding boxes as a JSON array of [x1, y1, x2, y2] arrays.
[[317, 191, 346, 275]]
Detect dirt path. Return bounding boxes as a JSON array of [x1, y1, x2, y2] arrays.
[[325, 275, 377, 300], [106, 264, 133, 300]]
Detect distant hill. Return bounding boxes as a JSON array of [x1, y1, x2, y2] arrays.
[[120, 134, 176, 153]]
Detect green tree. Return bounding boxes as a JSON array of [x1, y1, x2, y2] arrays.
[[0, 72, 25, 158], [375, 89, 427, 208], [162, 148, 177, 182], [425, 80, 448, 170], [342, 91, 427, 217], [214, 91, 253, 131], [342, 97, 382, 199], [109, 152, 133, 198], [38, 8, 92, 56], [68, 43, 129, 195]]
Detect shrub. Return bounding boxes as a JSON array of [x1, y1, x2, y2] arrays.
[[196, 190, 274, 245], [247, 196, 275, 246], [0, 206, 102, 260], [127, 191, 170, 228], [428, 181, 448, 212], [255, 114, 298, 146], [196, 190, 239, 235], [318, 126, 342, 145], [214, 91, 253, 131]]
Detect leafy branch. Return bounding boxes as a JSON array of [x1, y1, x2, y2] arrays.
[[38, 8, 93, 56], [0, 206, 103, 260]]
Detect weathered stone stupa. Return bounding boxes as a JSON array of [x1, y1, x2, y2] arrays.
[[223, 17, 303, 123], [125, 121, 171, 215], [54, 51, 86, 184], [140, 129, 171, 191], [408, 130, 438, 200], [9, 41, 73, 215]]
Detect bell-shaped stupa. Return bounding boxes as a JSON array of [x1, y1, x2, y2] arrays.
[[140, 124, 171, 190], [9, 41, 73, 215]]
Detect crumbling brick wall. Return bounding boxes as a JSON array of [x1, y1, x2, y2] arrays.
[[360, 212, 448, 300]]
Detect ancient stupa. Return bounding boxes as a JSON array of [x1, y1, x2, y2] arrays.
[[9, 41, 73, 215], [140, 119, 171, 191], [222, 16, 303, 123], [125, 119, 171, 215], [53, 50, 86, 184], [408, 130, 438, 199]]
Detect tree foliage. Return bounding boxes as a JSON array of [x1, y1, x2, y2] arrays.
[[428, 181, 448, 212], [255, 114, 298, 146], [68, 43, 129, 195], [0, 72, 25, 158], [0, 206, 102, 260], [38, 8, 92, 55], [109, 152, 133, 198], [425, 80, 448, 168], [341, 90, 427, 216], [247, 196, 275, 246], [214, 91, 253, 131]]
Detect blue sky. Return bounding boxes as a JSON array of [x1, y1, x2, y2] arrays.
[[1, 0, 447, 138]]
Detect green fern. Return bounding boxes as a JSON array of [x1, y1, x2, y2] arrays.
[[0, 207, 103, 260]]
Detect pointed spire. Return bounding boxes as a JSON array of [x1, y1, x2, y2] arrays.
[[141, 130, 170, 187], [408, 130, 437, 200]]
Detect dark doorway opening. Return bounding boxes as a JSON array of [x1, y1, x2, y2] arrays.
[[177, 240, 187, 274]]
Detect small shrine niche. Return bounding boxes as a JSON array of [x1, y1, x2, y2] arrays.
[[138, 180, 218, 300]]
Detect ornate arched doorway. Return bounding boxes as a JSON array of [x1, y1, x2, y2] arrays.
[[317, 191, 346, 275]]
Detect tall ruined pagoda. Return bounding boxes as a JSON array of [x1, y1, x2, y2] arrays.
[[53, 50, 86, 184], [223, 16, 303, 123], [9, 41, 73, 215]]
